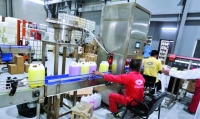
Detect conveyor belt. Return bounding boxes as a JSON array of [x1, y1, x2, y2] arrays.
[[0, 87, 44, 108], [0, 45, 34, 53]]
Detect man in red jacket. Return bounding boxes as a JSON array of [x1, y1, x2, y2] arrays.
[[184, 79, 200, 115], [93, 59, 145, 119]]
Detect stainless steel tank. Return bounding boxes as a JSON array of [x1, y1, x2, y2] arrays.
[[95, 2, 151, 105]]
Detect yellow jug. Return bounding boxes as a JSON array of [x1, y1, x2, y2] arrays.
[[80, 62, 90, 75], [99, 61, 109, 73], [28, 64, 45, 88]]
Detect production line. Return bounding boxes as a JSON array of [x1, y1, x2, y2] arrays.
[[1, 1, 199, 119], [0, 2, 152, 119]]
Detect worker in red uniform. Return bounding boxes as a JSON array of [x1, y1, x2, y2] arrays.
[[162, 68, 200, 117], [93, 59, 145, 119], [185, 79, 200, 114]]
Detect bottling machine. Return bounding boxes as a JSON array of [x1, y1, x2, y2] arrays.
[[0, 2, 151, 119], [96, 2, 151, 104]]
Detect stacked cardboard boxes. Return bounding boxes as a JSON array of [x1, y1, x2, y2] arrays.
[[15, 55, 24, 74], [24, 64, 30, 73], [8, 64, 17, 74], [85, 53, 97, 62], [8, 55, 24, 74], [79, 53, 97, 62]]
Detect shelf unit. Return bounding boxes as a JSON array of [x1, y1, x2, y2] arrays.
[[159, 40, 170, 64]]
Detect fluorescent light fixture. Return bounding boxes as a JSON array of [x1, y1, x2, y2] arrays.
[[29, 0, 44, 5], [162, 28, 177, 30]]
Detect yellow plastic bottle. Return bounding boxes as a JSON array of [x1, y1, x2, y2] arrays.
[[99, 61, 109, 73], [80, 62, 90, 75], [28, 64, 45, 88], [111, 61, 117, 74]]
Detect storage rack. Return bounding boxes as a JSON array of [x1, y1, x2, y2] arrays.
[[159, 40, 170, 64]]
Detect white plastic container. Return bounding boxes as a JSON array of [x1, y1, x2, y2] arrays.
[[89, 95, 95, 109], [92, 93, 99, 109], [95, 93, 102, 107], [81, 96, 88, 103]]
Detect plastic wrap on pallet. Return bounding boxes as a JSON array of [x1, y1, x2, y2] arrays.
[[5, 17, 18, 24]]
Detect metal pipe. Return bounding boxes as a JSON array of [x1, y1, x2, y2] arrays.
[[73, 91, 77, 106], [6, 0, 10, 17], [42, 43, 46, 66], [36, 102, 41, 119]]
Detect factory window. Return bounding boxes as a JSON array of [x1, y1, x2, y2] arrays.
[[193, 39, 200, 58]]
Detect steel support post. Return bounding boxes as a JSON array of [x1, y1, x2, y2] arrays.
[[62, 47, 67, 74], [54, 44, 59, 75]]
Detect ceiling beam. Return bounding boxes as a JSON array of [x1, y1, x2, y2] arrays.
[[45, 0, 72, 5]]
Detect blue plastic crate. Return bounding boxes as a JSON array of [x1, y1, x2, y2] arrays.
[[1, 53, 12, 62]]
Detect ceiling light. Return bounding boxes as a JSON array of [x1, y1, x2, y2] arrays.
[[162, 28, 177, 30], [29, 0, 44, 5]]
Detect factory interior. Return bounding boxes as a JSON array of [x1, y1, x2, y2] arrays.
[[0, 0, 200, 119]]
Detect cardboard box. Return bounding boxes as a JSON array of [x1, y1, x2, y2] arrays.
[[78, 58, 86, 62], [12, 53, 18, 62], [80, 53, 86, 58], [14, 55, 24, 65], [94, 46, 98, 50], [85, 43, 94, 53], [24, 64, 30, 73], [72, 48, 78, 58], [17, 65, 24, 74], [92, 39, 98, 46], [69, 88, 92, 97], [187, 80, 196, 93], [85, 53, 97, 62], [8, 64, 17, 75]]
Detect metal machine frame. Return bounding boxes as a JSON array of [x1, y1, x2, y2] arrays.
[[96, 2, 151, 104]]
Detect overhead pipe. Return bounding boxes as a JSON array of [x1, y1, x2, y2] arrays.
[[5, 0, 13, 17]]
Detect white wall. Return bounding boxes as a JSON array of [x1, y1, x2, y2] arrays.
[[0, 0, 6, 17], [136, 0, 183, 15], [178, 21, 200, 57], [189, 0, 200, 13], [160, 22, 177, 40], [12, 0, 47, 24]]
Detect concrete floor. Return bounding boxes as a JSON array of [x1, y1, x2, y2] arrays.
[[0, 52, 195, 119]]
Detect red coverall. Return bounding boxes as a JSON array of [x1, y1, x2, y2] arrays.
[[188, 79, 200, 113], [104, 72, 145, 113]]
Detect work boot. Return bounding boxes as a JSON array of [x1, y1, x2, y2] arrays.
[[106, 113, 120, 119], [183, 107, 195, 115]]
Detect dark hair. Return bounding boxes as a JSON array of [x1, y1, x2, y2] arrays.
[[129, 59, 140, 71], [151, 50, 159, 56]]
